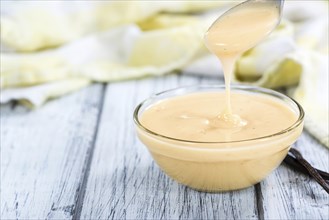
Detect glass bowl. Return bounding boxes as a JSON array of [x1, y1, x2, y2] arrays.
[[133, 85, 304, 192]]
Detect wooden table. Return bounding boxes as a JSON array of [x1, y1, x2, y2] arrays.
[[1, 74, 328, 219]]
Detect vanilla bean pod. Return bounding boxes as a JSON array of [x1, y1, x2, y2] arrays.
[[286, 148, 329, 194], [284, 153, 329, 181]]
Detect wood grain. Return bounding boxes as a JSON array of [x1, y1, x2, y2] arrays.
[[0, 85, 104, 219], [260, 132, 329, 220], [79, 75, 258, 220]]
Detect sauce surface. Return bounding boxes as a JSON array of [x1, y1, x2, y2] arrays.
[[141, 91, 297, 142]]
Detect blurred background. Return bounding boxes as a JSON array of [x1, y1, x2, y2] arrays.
[[0, 0, 328, 147]]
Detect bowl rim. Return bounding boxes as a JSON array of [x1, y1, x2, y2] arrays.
[[133, 84, 304, 144]]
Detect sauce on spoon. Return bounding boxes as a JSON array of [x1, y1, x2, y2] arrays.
[[204, 0, 281, 128]]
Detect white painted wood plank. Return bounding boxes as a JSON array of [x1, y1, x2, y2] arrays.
[[80, 75, 259, 219], [0, 85, 104, 219], [260, 132, 329, 220]]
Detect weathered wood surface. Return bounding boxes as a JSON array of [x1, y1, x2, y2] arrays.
[[1, 75, 328, 220], [260, 132, 329, 220], [1, 85, 104, 219]]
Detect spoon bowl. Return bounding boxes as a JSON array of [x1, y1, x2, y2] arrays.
[[204, 0, 285, 56]]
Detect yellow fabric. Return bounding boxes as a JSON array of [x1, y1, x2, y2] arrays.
[[1, 55, 70, 88], [1, 25, 203, 88], [0, 1, 229, 52]]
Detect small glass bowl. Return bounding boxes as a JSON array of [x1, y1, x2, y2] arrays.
[[134, 85, 304, 192]]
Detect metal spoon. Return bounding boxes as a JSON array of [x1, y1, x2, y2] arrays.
[[222, 0, 284, 20]]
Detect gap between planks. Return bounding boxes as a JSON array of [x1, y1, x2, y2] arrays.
[[72, 84, 106, 219]]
